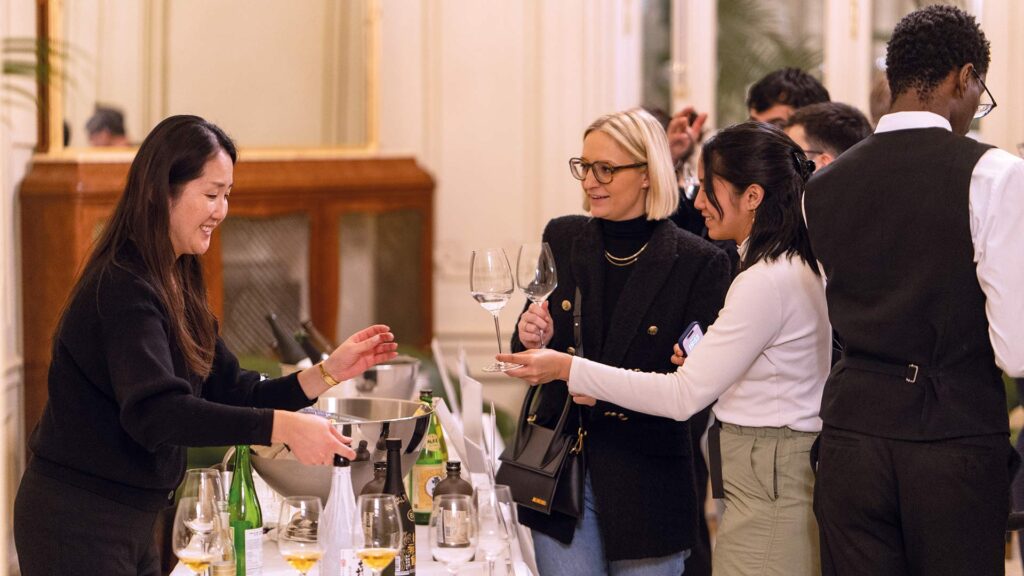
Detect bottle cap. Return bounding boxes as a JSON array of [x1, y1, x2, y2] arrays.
[[386, 438, 402, 450], [373, 460, 388, 471], [446, 461, 462, 473], [334, 454, 350, 467], [355, 440, 371, 462]]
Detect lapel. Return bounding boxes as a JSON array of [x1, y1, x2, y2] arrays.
[[570, 219, 606, 362], [601, 220, 679, 367]]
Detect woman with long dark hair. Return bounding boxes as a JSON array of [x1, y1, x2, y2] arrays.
[[14, 115, 397, 575], [502, 121, 831, 576]]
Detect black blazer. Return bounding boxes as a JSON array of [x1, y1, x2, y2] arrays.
[[511, 216, 731, 561]]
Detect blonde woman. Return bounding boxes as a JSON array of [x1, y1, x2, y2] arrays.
[[509, 108, 731, 576]]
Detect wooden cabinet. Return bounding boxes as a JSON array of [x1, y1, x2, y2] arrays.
[[20, 156, 434, 441]]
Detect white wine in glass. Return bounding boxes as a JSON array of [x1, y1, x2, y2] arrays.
[[470, 249, 522, 372], [516, 242, 558, 347], [355, 494, 403, 576], [277, 496, 324, 576], [173, 496, 225, 575]]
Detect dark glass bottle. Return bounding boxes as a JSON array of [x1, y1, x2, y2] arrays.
[[433, 461, 473, 497], [266, 313, 306, 365], [382, 438, 416, 575], [360, 461, 388, 495], [294, 329, 325, 363], [301, 319, 335, 353]]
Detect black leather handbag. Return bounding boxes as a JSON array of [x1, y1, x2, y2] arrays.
[[496, 289, 586, 517]]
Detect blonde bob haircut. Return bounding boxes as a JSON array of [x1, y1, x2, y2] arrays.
[[581, 108, 679, 221]]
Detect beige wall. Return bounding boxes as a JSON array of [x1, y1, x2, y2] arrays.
[[3, 0, 38, 572]]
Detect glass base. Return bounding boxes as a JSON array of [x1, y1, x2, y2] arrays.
[[481, 361, 524, 373]]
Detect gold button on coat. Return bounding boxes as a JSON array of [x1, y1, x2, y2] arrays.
[[561, 300, 572, 311], [618, 414, 629, 421], [647, 325, 658, 336], [567, 346, 576, 355]]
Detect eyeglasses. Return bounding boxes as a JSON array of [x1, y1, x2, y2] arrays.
[[802, 149, 823, 160], [971, 68, 996, 119], [569, 158, 647, 184]]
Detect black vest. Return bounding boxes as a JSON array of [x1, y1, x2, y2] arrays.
[[805, 127, 1005, 440]]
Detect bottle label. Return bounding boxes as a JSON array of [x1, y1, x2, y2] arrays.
[[339, 548, 360, 576], [440, 509, 471, 545], [244, 528, 263, 575], [397, 531, 416, 575], [424, 432, 441, 452], [412, 464, 444, 513]]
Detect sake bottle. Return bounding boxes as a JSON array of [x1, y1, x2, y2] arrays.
[[321, 454, 359, 576], [228, 445, 263, 576], [410, 389, 447, 524], [382, 438, 416, 575]]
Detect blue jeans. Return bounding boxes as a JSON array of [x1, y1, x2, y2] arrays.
[[532, 475, 688, 576]]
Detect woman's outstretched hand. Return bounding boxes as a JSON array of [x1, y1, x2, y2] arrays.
[[498, 349, 573, 384], [670, 343, 687, 367], [322, 324, 398, 383]]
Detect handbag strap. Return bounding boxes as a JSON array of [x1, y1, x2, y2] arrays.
[[510, 288, 587, 458]]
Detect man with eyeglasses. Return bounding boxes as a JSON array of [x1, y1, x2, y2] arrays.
[[783, 102, 872, 170], [803, 5, 1024, 576]]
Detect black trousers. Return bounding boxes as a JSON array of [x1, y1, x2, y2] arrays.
[[813, 426, 1012, 576], [14, 465, 162, 576]]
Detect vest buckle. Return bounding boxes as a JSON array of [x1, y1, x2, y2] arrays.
[[905, 364, 919, 383]]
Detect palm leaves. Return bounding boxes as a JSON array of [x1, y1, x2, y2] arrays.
[[2, 37, 71, 110], [716, 0, 824, 126]]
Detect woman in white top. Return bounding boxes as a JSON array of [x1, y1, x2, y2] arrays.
[[500, 121, 832, 576]]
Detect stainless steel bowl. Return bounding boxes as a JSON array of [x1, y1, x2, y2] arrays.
[[251, 397, 431, 502], [349, 355, 421, 400]]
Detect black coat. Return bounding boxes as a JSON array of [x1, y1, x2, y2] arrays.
[[511, 216, 731, 561]]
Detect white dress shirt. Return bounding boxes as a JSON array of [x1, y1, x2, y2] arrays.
[[865, 112, 1024, 376], [568, 249, 831, 432]]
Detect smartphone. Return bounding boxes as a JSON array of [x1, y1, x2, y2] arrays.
[[677, 321, 704, 357]]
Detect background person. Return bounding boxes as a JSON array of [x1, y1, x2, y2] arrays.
[[783, 102, 872, 169], [13, 115, 398, 576], [86, 105, 130, 146], [512, 108, 731, 576], [804, 6, 1024, 575]]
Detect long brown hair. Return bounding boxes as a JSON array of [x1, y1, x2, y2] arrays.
[[63, 115, 237, 378]]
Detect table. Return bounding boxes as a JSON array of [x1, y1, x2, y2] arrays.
[[172, 525, 533, 575]]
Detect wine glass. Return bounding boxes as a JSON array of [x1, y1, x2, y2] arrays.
[[680, 162, 700, 202], [182, 468, 226, 519], [516, 243, 558, 348], [354, 494, 404, 576], [470, 249, 522, 372], [173, 496, 226, 575], [277, 496, 324, 575], [429, 494, 478, 575], [475, 486, 511, 576]]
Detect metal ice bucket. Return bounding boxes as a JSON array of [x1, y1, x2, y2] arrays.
[[348, 355, 421, 400], [251, 397, 431, 502]]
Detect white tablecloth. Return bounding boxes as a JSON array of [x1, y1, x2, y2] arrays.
[[171, 525, 532, 576]]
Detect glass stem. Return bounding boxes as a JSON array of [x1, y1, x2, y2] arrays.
[[492, 314, 504, 355]]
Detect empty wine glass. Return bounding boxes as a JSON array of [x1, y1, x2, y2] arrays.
[[354, 494, 403, 576], [470, 249, 522, 372], [516, 243, 558, 348], [429, 494, 478, 575], [277, 496, 324, 575], [475, 486, 511, 576], [173, 496, 226, 575]]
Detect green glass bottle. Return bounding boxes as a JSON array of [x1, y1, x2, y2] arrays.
[[228, 445, 263, 576], [410, 389, 448, 525]]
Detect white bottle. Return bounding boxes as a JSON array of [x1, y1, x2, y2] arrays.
[[321, 454, 359, 576]]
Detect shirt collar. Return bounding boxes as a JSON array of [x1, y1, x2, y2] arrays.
[[875, 111, 952, 134]]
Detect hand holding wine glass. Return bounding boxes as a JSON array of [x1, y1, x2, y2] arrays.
[[354, 494, 403, 576], [516, 243, 558, 349], [277, 496, 324, 576], [470, 249, 522, 372], [429, 494, 478, 575], [173, 496, 226, 575]]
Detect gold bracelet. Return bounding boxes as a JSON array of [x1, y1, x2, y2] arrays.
[[318, 362, 340, 387]]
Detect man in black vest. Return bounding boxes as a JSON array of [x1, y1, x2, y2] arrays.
[[804, 5, 1024, 576]]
